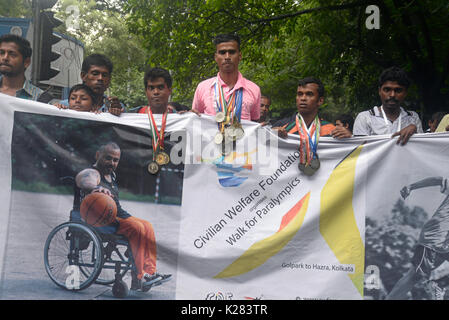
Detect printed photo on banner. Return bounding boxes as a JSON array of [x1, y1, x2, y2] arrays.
[[1, 111, 183, 299]]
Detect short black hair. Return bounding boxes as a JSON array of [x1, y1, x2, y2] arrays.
[[336, 113, 355, 132], [69, 83, 96, 101], [378, 66, 411, 89], [261, 95, 271, 105], [431, 111, 446, 122], [98, 142, 120, 154], [81, 54, 113, 74], [213, 33, 241, 50], [144, 67, 172, 89], [0, 34, 32, 59], [298, 77, 325, 98]]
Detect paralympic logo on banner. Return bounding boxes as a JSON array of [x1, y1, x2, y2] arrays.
[[200, 149, 257, 188]]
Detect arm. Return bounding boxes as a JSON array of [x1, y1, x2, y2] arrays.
[[352, 113, 370, 136], [331, 126, 353, 139], [191, 86, 204, 114], [400, 176, 444, 199], [272, 126, 288, 139], [75, 168, 113, 197], [250, 88, 261, 122]]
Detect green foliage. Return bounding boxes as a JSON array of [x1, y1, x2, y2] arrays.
[[123, 0, 449, 120], [0, 0, 32, 18], [54, 0, 148, 108]]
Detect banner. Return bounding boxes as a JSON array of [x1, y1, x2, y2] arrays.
[[1, 93, 449, 300]]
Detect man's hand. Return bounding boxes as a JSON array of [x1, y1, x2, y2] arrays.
[[178, 109, 201, 116], [54, 103, 68, 109], [107, 97, 124, 116], [92, 186, 114, 198], [272, 127, 288, 139], [331, 126, 352, 139], [392, 124, 417, 145]]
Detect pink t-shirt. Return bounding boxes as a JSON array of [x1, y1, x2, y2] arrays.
[[192, 72, 261, 121]]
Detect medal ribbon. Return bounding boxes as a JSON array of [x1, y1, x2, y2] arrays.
[[295, 114, 320, 165], [380, 106, 401, 133], [214, 82, 243, 132], [147, 107, 168, 158]]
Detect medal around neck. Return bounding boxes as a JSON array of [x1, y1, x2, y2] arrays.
[[216, 111, 226, 123], [155, 150, 170, 166], [298, 161, 317, 176], [148, 161, 160, 175]]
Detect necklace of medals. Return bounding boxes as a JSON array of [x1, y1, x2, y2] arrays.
[[380, 106, 401, 133], [146, 107, 169, 174], [213, 81, 244, 155], [295, 114, 321, 176]]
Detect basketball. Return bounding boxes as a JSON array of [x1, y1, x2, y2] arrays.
[[80, 192, 117, 227]]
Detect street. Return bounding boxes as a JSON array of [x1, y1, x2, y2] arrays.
[[0, 191, 180, 300]]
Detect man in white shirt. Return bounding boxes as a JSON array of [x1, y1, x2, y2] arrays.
[[353, 67, 423, 145]]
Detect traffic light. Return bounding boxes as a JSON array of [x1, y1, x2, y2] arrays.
[[38, 11, 62, 81]]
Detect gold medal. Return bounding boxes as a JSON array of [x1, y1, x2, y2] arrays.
[[148, 161, 160, 174], [156, 151, 170, 166]]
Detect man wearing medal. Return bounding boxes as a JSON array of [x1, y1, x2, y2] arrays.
[[192, 34, 260, 155], [142, 67, 173, 174], [192, 33, 261, 122], [353, 66, 423, 145], [272, 77, 347, 176]]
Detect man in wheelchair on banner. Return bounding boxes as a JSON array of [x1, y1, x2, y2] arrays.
[[73, 141, 172, 291]]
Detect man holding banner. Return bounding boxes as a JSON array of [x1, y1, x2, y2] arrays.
[[271, 77, 351, 175], [352, 66, 423, 145], [192, 33, 261, 122]]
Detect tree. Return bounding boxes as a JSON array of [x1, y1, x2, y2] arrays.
[[123, 0, 449, 120], [0, 0, 32, 18], [54, 0, 148, 108]]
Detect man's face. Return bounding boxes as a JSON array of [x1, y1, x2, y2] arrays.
[[378, 81, 407, 110], [260, 97, 271, 119], [214, 41, 241, 74], [96, 146, 120, 175], [81, 65, 111, 95], [146, 77, 172, 111], [296, 83, 324, 118], [0, 42, 29, 77], [69, 89, 93, 112], [335, 120, 348, 129]]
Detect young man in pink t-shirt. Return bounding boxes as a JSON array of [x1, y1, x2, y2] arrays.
[[192, 34, 261, 122]]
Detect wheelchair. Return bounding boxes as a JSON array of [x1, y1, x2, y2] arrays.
[[43, 209, 141, 298]]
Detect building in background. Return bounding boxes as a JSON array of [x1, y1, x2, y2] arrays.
[[0, 16, 84, 100]]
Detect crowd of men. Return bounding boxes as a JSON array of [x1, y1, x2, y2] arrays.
[[2, 33, 448, 142], [2, 32, 449, 298]]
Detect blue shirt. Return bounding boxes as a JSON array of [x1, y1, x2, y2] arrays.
[[0, 75, 44, 101]]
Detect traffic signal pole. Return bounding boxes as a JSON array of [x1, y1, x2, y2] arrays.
[[31, 0, 41, 86], [31, 0, 61, 86]]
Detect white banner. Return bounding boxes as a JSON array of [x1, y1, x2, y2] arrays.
[[1, 93, 448, 300]]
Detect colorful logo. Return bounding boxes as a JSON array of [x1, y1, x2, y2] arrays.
[[201, 149, 257, 188]]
